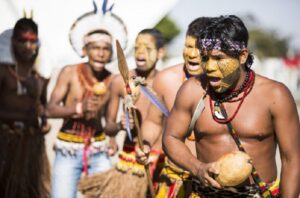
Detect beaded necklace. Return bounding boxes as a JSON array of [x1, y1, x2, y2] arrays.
[[77, 63, 110, 97], [8, 64, 36, 95], [209, 70, 255, 124], [76, 63, 111, 175]]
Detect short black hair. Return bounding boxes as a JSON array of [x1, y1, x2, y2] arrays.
[[197, 15, 254, 69], [12, 18, 38, 39], [138, 28, 165, 49], [187, 17, 214, 38]]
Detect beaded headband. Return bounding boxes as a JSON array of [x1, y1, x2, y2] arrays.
[[199, 38, 246, 52]]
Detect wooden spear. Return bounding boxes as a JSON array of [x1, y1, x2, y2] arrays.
[[116, 40, 155, 198]]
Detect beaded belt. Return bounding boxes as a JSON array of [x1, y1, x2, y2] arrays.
[[116, 144, 161, 176], [57, 131, 105, 143], [160, 157, 191, 181], [0, 121, 39, 135], [190, 178, 280, 198]]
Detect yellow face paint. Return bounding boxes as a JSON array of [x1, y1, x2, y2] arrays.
[[134, 34, 159, 72], [183, 35, 202, 76], [202, 50, 241, 93]]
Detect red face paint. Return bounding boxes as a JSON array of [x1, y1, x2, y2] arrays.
[[17, 31, 38, 43]]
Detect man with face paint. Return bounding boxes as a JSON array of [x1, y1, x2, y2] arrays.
[[163, 15, 300, 197], [46, 29, 115, 198], [78, 28, 165, 198], [135, 17, 213, 198], [0, 17, 50, 198]]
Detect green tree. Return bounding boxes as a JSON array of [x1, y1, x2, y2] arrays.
[[249, 29, 290, 58], [242, 13, 290, 58], [154, 16, 181, 44]]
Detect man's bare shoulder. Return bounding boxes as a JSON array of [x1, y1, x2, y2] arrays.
[[155, 64, 183, 83], [110, 73, 125, 97], [159, 63, 183, 77], [177, 77, 206, 100], [52, 64, 80, 87], [256, 74, 289, 94], [161, 63, 183, 73], [59, 64, 78, 75], [184, 77, 205, 91], [111, 73, 123, 84]]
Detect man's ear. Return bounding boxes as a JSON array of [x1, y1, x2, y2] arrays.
[[239, 49, 249, 65], [157, 47, 165, 59]]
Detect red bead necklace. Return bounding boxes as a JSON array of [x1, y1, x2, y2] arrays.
[[209, 70, 255, 124]]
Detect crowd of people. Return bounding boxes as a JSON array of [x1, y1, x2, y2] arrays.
[[0, 6, 299, 198]]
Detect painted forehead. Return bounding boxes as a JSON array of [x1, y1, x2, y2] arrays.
[[17, 31, 38, 41], [136, 34, 156, 47]]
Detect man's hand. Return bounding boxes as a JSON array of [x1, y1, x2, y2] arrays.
[[136, 144, 151, 165], [195, 162, 222, 189], [82, 95, 101, 119], [107, 137, 118, 156], [41, 122, 51, 134]]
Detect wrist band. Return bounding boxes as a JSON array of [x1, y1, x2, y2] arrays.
[[76, 102, 83, 115]]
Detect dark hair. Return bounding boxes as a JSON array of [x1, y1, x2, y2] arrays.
[[12, 18, 38, 38], [197, 15, 254, 69], [187, 17, 214, 37], [138, 28, 165, 49]]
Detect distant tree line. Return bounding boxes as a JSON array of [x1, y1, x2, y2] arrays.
[[155, 14, 292, 59]]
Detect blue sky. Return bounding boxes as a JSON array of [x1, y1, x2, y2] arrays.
[[167, 0, 300, 55]]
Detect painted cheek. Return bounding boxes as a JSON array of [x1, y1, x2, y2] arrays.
[[218, 60, 240, 92], [146, 50, 157, 68], [218, 59, 240, 78]]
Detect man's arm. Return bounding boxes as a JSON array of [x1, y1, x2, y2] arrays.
[[46, 66, 77, 118], [271, 82, 300, 197], [140, 73, 166, 148], [163, 79, 221, 188], [141, 103, 164, 148], [39, 78, 51, 133], [162, 80, 201, 174], [104, 75, 123, 136]]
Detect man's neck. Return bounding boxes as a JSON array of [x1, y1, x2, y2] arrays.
[[135, 67, 157, 80], [15, 60, 34, 75], [85, 63, 109, 82]]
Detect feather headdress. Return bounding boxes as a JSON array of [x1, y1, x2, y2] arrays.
[[69, 0, 128, 61]]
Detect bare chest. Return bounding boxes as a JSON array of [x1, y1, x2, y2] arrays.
[[135, 93, 152, 120], [0, 72, 45, 110], [66, 76, 85, 103], [195, 98, 274, 141]]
